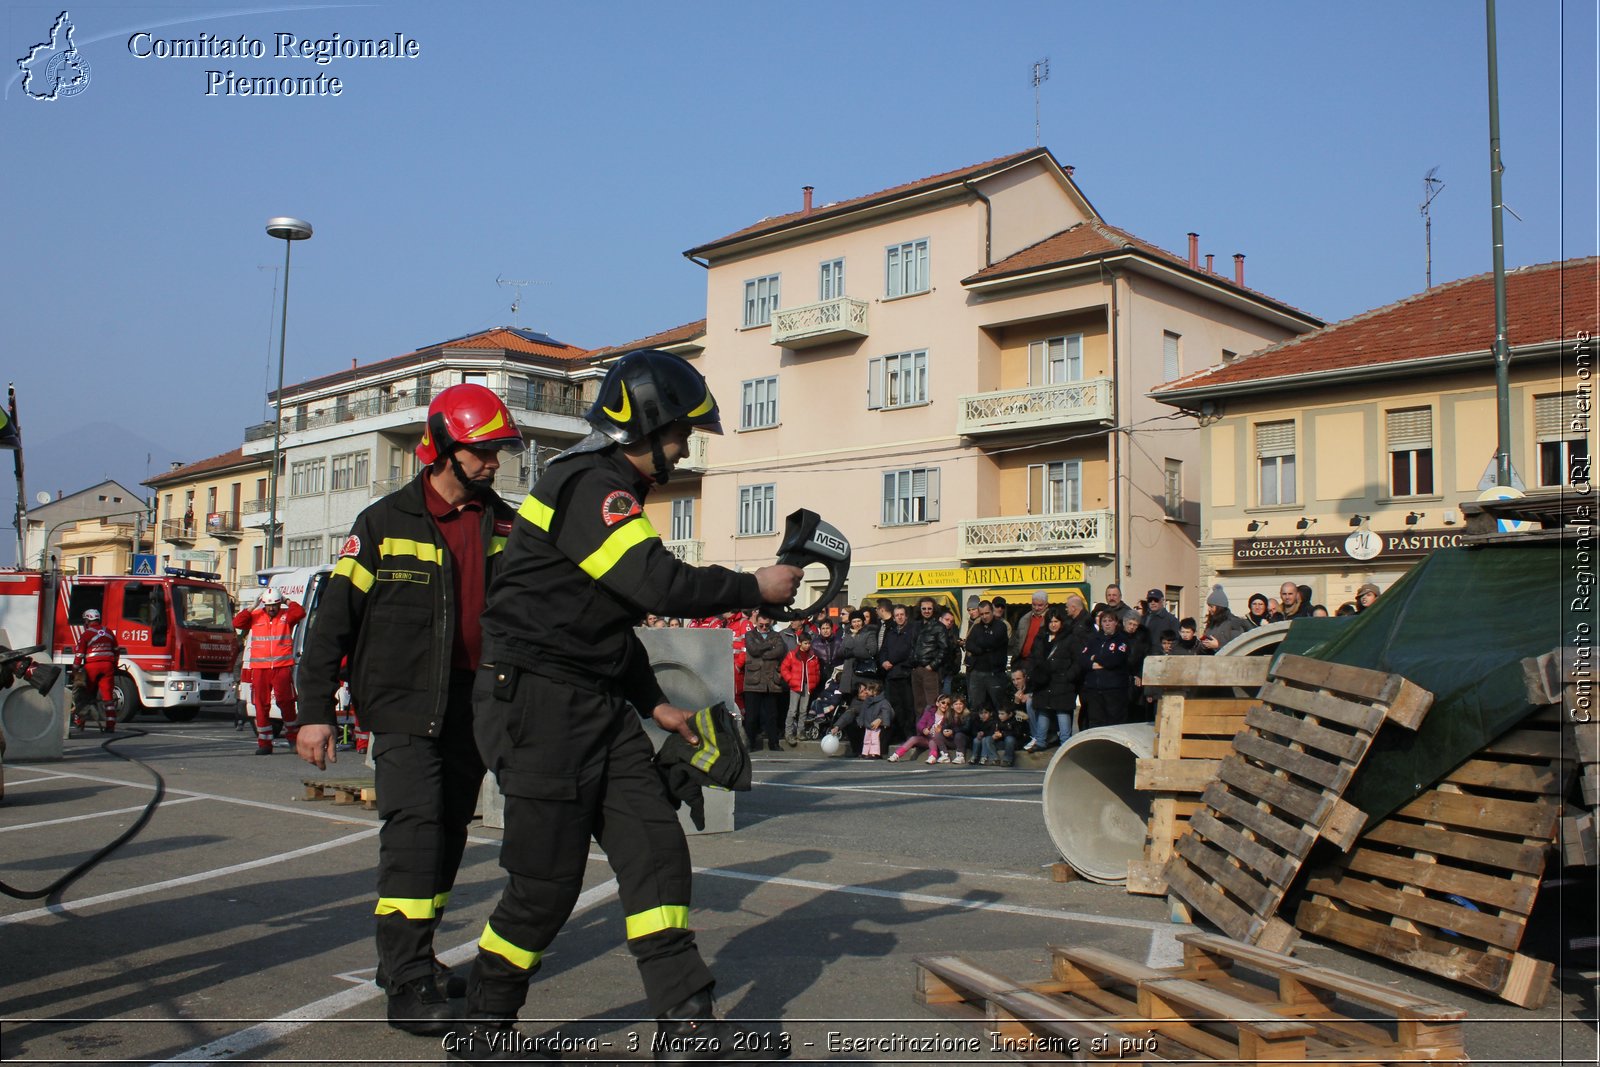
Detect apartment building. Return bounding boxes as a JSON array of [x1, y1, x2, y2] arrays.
[[239, 327, 598, 568], [144, 448, 270, 598], [681, 148, 1320, 615], [1150, 257, 1597, 610]]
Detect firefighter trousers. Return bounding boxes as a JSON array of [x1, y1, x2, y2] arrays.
[[468, 665, 713, 1019], [372, 670, 486, 991]]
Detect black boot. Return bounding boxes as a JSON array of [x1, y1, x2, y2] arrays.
[[377, 956, 467, 999], [445, 1016, 557, 1063], [654, 988, 783, 1063], [386, 974, 456, 1036]]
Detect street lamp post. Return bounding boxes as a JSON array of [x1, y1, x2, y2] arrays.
[[263, 217, 313, 570]]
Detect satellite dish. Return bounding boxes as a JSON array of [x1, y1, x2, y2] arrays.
[[34, 491, 50, 505]]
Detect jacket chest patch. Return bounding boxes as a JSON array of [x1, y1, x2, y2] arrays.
[[377, 568, 431, 585], [601, 490, 642, 526]]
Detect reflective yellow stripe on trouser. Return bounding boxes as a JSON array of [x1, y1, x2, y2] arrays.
[[374, 896, 437, 920], [479, 921, 542, 970], [625, 905, 690, 941]]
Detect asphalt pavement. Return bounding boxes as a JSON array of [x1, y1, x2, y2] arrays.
[[1, 715, 1594, 1065]]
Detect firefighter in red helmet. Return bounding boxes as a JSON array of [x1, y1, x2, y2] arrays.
[[233, 586, 307, 754], [297, 382, 523, 1036], [452, 350, 802, 1061]]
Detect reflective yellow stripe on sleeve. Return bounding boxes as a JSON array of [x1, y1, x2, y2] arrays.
[[517, 493, 554, 531], [374, 896, 436, 920], [378, 538, 443, 565], [334, 555, 375, 593], [434, 891, 450, 910], [691, 706, 719, 774], [478, 922, 542, 970], [578, 515, 659, 581], [625, 904, 690, 940]]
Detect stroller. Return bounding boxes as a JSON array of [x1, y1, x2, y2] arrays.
[[800, 665, 849, 740]]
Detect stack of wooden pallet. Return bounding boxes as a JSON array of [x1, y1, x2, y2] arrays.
[[1128, 657, 1267, 897], [1295, 704, 1572, 1008], [1158, 655, 1433, 954], [915, 930, 1468, 1065]]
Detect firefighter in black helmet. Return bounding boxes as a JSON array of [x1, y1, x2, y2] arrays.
[[454, 349, 802, 1062]]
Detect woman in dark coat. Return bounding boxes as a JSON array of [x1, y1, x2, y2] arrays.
[[1079, 610, 1131, 731], [835, 610, 879, 694], [1032, 608, 1085, 744]]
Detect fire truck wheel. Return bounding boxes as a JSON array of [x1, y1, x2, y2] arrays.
[[163, 705, 200, 723], [113, 675, 143, 724]]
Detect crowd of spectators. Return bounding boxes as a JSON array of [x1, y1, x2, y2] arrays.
[[658, 579, 1380, 763]]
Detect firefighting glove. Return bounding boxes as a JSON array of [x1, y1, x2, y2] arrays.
[[654, 703, 752, 831]]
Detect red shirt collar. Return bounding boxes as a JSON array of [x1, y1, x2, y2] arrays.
[[421, 474, 484, 519]]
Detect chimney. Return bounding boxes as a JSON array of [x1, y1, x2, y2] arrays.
[[1064, 165, 1075, 178], [802, 186, 814, 215], [1187, 232, 1199, 269], [351, 358, 358, 370], [169, 461, 183, 471], [1204, 253, 1214, 273], [1233, 253, 1245, 286]]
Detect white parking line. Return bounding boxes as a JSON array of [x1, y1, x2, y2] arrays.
[[754, 780, 1042, 805], [0, 794, 205, 833], [1, 828, 381, 925], [152, 879, 621, 1065]]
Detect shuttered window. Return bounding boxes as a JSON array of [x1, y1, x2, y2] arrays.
[[1163, 331, 1181, 381], [1536, 393, 1589, 487], [882, 468, 940, 526], [867, 350, 929, 409], [1386, 407, 1432, 450], [1386, 408, 1434, 497], [1026, 460, 1082, 515], [1535, 393, 1584, 441], [1256, 420, 1295, 505], [1028, 335, 1083, 385]]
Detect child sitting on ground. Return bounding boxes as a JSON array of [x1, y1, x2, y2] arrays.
[[990, 707, 1022, 767], [889, 694, 952, 764], [833, 678, 891, 759]]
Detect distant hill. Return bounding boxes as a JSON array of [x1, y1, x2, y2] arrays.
[[0, 422, 230, 565]]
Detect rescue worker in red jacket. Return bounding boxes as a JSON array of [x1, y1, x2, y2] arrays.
[[234, 587, 306, 755], [72, 608, 119, 733]]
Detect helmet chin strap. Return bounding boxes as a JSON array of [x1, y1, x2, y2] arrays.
[[649, 435, 671, 486], [447, 451, 495, 496]]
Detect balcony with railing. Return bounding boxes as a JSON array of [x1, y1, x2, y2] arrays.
[[956, 377, 1114, 437], [664, 539, 703, 565], [240, 498, 278, 530], [205, 512, 245, 539], [959, 509, 1114, 559], [771, 297, 869, 350], [244, 384, 588, 444], [159, 519, 197, 543]]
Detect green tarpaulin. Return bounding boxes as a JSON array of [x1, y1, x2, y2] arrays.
[[1272, 543, 1586, 822]]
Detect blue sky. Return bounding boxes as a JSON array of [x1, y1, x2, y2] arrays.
[[1, 0, 1595, 561]]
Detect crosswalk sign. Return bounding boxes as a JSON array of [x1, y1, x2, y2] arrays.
[[132, 554, 157, 576]]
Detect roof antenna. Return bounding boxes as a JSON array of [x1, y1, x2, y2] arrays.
[[495, 274, 547, 326], [1420, 167, 1444, 288], [1031, 58, 1050, 147]]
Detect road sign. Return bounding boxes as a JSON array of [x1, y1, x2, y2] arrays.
[[131, 554, 157, 576], [1476, 485, 1536, 533]]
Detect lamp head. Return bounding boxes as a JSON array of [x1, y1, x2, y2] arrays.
[[266, 216, 313, 241]]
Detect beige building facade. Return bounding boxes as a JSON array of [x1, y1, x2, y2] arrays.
[[1152, 257, 1596, 611], [144, 448, 270, 600], [679, 149, 1319, 615]]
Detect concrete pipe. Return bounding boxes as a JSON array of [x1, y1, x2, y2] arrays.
[[1041, 723, 1155, 885]]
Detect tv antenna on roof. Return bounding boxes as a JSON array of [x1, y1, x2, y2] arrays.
[[1031, 58, 1050, 147], [496, 275, 548, 326], [1420, 167, 1444, 288]]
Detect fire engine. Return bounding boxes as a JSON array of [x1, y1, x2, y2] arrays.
[[0, 567, 241, 722]]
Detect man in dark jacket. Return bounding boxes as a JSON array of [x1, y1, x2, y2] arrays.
[[964, 600, 1009, 715], [454, 350, 802, 1059], [297, 383, 524, 1036], [740, 612, 788, 751], [909, 596, 951, 715], [1140, 588, 1180, 644], [877, 604, 917, 742]]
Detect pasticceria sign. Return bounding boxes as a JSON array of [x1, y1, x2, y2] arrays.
[[1231, 528, 1465, 565], [875, 563, 1087, 589]]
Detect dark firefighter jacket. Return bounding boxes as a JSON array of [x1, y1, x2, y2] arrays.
[[300, 475, 515, 736], [481, 444, 763, 716]]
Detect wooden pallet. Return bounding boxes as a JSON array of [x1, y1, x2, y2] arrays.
[[1162, 655, 1434, 953], [913, 930, 1467, 1064], [1129, 657, 1264, 895], [302, 777, 377, 810], [1295, 707, 1570, 1009]]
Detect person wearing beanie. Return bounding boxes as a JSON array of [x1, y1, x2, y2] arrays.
[[1199, 584, 1248, 654], [1244, 592, 1271, 629]]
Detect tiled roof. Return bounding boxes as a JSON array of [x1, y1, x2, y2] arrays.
[[1153, 257, 1598, 395], [586, 319, 707, 361], [962, 221, 1316, 321], [276, 326, 588, 401], [687, 149, 1062, 255], [143, 447, 260, 488]]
